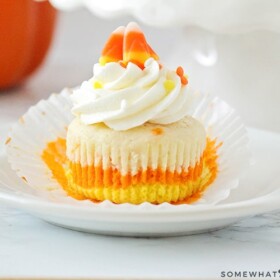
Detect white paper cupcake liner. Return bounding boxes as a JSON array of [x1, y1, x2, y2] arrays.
[[5, 87, 250, 207]]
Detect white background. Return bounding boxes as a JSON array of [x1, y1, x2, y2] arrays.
[[0, 8, 279, 132]]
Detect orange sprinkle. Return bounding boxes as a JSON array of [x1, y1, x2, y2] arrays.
[[181, 75, 188, 85], [176, 66, 184, 77], [151, 128, 164, 135], [5, 137, 11, 145]]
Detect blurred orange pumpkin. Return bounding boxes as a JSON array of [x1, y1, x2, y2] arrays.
[[0, 0, 57, 89]]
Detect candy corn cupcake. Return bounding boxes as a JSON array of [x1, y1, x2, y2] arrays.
[[52, 22, 219, 204]]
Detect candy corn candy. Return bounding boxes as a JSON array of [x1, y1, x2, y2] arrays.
[[99, 26, 125, 65], [123, 22, 159, 69]]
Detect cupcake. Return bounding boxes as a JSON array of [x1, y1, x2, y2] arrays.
[[43, 22, 219, 204]]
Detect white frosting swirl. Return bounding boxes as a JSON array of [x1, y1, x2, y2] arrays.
[[71, 58, 189, 131]]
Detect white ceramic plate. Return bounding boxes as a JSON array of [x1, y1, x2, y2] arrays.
[[0, 124, 280, 236], [5, 89, 250, 206]]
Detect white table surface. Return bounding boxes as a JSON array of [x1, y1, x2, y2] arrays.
[[1, 9, 280, 279], [0, 122, 280, 279], [0, 205, 280, 279]]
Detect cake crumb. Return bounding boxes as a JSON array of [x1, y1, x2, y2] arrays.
[[19, 116, 25, 124], [21, 176, 27, 183], [5, 137, 11, 145], [152, 128, 164, 135]]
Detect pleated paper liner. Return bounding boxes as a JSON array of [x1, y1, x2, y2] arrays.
[[5, 87, 250, 207]]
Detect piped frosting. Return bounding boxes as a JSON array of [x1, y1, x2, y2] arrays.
[[72, 22, 189, 131]]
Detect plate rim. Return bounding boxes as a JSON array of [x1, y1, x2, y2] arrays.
[[0, 188, 279, 223]]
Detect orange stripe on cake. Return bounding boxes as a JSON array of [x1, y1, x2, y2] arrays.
[[67, 139, 219, 189], [41, 138, 220, 204]]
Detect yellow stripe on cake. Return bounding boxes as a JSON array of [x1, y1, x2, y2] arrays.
[[65, 170, 211, 204]]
